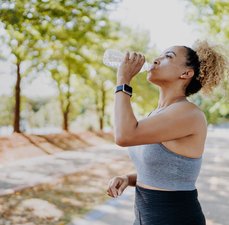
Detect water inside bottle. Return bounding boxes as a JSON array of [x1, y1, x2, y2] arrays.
[[103, 49, 151, 72]]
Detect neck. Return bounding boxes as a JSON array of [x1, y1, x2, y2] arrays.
[[157, 87, 187, 109]]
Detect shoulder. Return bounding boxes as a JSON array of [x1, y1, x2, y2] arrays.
[[165, 100, 207, 127]]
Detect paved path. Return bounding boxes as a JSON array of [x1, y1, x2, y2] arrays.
[[0, 128, 228, 225], [0, 143, 125, 196], [69, 188, 135, 225], [70, 128, 229, 225]]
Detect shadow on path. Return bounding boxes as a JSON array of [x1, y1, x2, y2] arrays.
[[20, 133, 52, 155]]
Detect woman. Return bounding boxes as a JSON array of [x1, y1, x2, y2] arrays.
[[107, 40, 228, 225]]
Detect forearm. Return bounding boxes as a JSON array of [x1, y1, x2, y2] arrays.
[[114, 79, 138, 143], [114, 51, 145, 144]]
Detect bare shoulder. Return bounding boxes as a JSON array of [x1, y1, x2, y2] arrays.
[[168, 100, 206, 118], [118, 99, 208, 147], [167, 100, 207, 131]]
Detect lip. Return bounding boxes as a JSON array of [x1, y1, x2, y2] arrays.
[[148, 64, 156, 71]]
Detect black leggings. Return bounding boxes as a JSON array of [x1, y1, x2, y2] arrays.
[[134, 185, 206, 225]]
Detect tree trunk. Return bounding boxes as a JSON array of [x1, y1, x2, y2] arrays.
[[95, 91, 100, 130], [63, 111, 69, 131], [13, 62, 21, 133], [62, 65, 71, 131], [99, 86, 106, 131]]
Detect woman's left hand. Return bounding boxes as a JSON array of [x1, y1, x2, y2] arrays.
[[107, 175, 129, 198], [117, 52, 145, 83]]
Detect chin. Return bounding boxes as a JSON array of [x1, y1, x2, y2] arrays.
[[147, 72, 164, 86], [147, 72, 156, 83]]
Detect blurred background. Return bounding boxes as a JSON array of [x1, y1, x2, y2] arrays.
[[0, 0, 228, 225], [0, 0, 228, 136]]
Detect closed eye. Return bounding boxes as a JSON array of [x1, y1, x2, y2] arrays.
[[165, 54, 172, 58]]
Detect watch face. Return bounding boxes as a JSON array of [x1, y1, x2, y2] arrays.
[[124, 84, 132, 93]]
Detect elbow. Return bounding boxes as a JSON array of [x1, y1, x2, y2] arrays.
[[114, 125, 138, 147], [114, 135, 129, 147]]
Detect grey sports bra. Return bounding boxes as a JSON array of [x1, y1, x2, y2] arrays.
[[128, 143, 203, 191]]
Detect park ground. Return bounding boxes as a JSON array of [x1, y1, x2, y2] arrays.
[[0, 128, 228, 225], [0, 131, 135, 225]]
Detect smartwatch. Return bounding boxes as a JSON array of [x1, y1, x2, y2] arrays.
[[115, 84, 132, 97]]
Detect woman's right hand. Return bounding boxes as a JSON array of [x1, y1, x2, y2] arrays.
[[107, 175, 129, 198]]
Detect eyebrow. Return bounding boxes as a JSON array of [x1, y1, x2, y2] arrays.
[[165, 51, 176, 56]]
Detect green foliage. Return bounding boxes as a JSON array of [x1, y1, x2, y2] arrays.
[[86, 25, 159, 130], [24, 97, 62, 128], [40, 0, 120, 129], [0, 95, 14, 126], [0, 0, 43, 63], [0, 0, 121, 131], [111, 26, 159, 118], [185, 0, 229, 124], [185, 0, 229, 43], [0, 0, 160, 131], [188, 81, 229, 124]]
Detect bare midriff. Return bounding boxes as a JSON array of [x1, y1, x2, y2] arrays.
[[137, 182, 173, 191]]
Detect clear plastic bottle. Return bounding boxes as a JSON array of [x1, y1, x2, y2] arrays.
[[103, 49, 151, 72]]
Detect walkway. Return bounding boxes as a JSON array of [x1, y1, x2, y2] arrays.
[[0, 143, 125, 196], [0, 128, 228, 225], [70, 128, 229, 225]]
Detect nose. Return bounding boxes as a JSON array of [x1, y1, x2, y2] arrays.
[[153, 59, 160, 65]]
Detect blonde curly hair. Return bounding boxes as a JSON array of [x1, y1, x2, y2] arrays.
[[184, 40, 229, 96]]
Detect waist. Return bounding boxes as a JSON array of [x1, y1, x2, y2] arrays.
[[137, 182, 173, 191], [136, 168, 199, 190], [135, 184, 198, 202]]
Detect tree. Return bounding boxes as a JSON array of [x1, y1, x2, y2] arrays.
[[0, 0, 44, 132], [185, 0, 229, 43], [40, 0, 120, 131], [0, 0, 120, 132], [25, 97, 61, 129], [0, 95, 14, 126], [185, 0, 229, 124], [47, 40, 87, 131]]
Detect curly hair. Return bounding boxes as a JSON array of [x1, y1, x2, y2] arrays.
[[183, 40, 229, 96]]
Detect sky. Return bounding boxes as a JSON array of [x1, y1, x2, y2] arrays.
[[110, 0, 200, 50], [0, 0, 200, 97]]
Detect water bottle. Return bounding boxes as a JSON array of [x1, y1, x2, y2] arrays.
[[103, 49, 151, 72]]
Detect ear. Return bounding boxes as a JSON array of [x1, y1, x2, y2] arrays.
[[180, 69, 194, 79]]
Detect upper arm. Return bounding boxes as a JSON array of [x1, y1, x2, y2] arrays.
[[118, 103, 205, 146]]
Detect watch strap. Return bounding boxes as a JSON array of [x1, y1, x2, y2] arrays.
[[115, 84, 132, 97]]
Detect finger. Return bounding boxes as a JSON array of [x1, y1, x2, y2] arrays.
[[112, 179, 122, 197], [107, 187, 115, 197], [108, 178, 118, 188], [107, 187, 114, 197], [110, 186, 118, 198], [117, 182, 127, 196], [124, 51, 130, 63], [137, 54, 145, 65], [137, 54, 142, 60], [136, 54, 142, 64], [141, 55, 145, 63], [107, 179, 115, 197], [130, 52, 137, 62], [107, 189, 113, 197], [134, 53, 143, 65], [108, 179, 120, 198]]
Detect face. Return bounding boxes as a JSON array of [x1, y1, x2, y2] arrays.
[[147, 46, 189, 85]]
